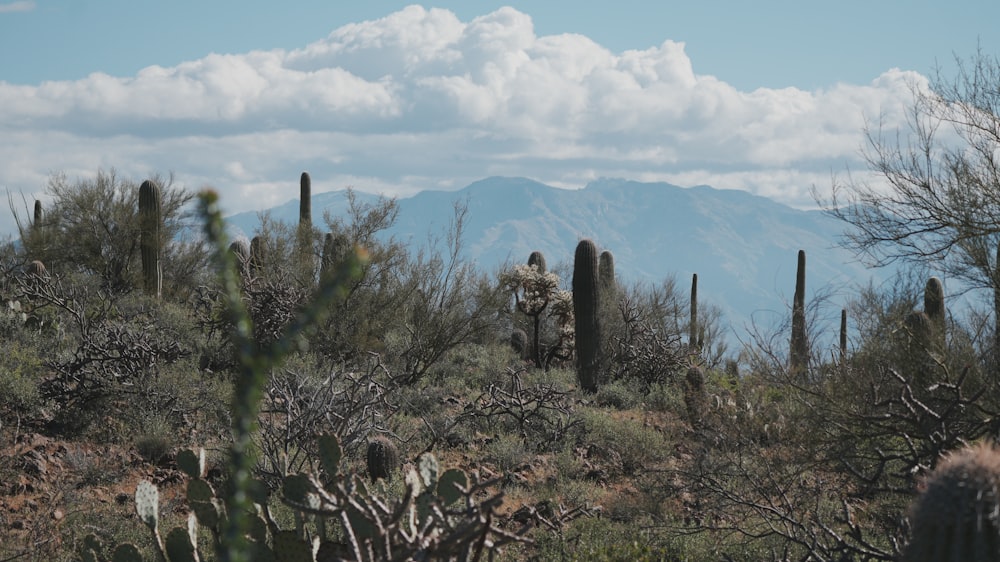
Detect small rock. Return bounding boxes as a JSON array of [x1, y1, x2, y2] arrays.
[[52, 509, 64, 521]]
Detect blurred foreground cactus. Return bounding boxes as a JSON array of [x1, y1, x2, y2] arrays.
[[902, 442, 1000, 561]]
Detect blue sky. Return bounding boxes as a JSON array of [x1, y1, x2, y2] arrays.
[[0, 1, 995, 235]]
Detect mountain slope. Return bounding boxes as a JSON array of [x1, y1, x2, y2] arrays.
[[225, 176, 885, 344]]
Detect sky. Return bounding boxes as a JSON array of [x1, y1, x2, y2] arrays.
[[1, 1, 997, 236]]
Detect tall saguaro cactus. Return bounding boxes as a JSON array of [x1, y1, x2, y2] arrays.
[[690, 273, 699, 349], [598, 250, 615, 291], [995, 243, 1000, 373], [528, 250, 546, 274], [573, 239, 602, 393], [32, 199, 42, 228], [924, 276, 946, 351], [297, 172, 314, 277], [790, 250, 808, 375], [299, 172, 312, 227], [839, 309, 848, 362], [138, 180, 162, 299]]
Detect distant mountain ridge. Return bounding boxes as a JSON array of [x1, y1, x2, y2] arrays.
[[225, 176, 887, 345]]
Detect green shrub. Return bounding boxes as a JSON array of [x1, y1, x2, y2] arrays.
[[0, 341, 43, 418]]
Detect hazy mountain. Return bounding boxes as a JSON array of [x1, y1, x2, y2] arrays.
[[225, 176, 889, 345]]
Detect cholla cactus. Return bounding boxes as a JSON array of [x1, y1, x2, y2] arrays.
[[903, 442, 1000, 561], [500, 263, 562, 368]]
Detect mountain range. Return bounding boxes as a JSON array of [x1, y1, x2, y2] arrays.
[[225, 176, 890, 347]]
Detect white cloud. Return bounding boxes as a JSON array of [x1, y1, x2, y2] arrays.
[[0, 5, 922, 237], [0, 1, 34, 13]]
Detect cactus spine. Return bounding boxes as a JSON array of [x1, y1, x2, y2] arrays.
[[690, 273, 699, 349], [138, 180, 162, 299], [366, 436, 399, 482], [902, 442, 1000, 561], [790, 250, 808, 375], [573, 239, 602, 393]]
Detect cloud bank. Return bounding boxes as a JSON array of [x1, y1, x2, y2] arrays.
[[0, 1, 34, 13], [0, 5, 924, 235]]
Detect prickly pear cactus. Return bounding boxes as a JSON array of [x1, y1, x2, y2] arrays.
[[135, 479, 159, 531]]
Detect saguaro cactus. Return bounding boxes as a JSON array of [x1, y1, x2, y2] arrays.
[[790, 250, 808, 375], [320, 232, 351, 284], [598, 250, 615, 291], [366, 436, 399, 482], [690, 273, 699, 349], [573, 239, 602, 393], [528, 250, 546, 274], [297, 172, 314, 277], [26, 260, 47, 279], [249, 235, 266, 275], [229, 238, 251, 281], [684, 365, 707, 430], [299, 172, 312, 227], [925, 276, 946, 351], [902, 443, 1000, 561], [839, 309, 848, 361], [138, 180, 162, 299], [995, 243, 1000, 373], [32, 199, 42, 227]]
